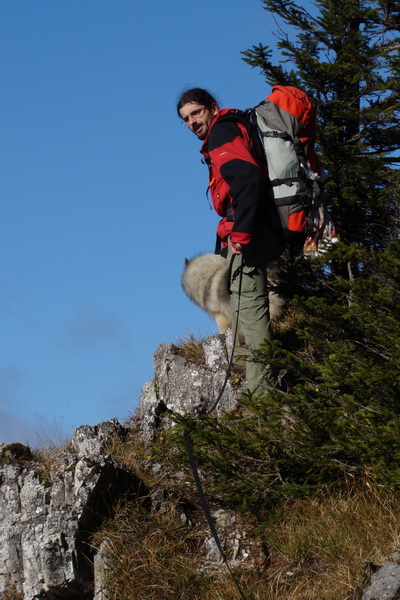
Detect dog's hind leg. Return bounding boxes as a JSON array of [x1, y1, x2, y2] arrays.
[[214, 312, 231, 334]]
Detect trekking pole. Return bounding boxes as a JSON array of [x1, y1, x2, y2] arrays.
[[183, 428, 248, 600], [183, 254, 248, 600]]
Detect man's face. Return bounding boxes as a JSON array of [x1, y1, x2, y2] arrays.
[[179, 101, 218, 140]]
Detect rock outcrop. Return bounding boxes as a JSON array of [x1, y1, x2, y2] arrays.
[[0, 333, 398, 600], [0, 419, 140, 600], [139, 333, 245, 441], [362, 559, 400, 600], [0, 333, 244, 600]]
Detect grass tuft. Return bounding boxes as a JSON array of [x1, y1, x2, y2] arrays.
[[175, 332, 206, 363]]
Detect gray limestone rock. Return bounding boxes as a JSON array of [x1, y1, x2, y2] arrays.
[[0, 419, 139, 600], [362, 561, 400, 600], [139, 332, 245, 441]]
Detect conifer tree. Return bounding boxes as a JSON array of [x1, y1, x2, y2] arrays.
[[242, 0, 400, 249]]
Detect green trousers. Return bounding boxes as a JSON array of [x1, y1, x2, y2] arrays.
[[228, 227, 286, 392]]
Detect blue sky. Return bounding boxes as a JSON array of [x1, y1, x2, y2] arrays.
[[0, 0, 284, 446]]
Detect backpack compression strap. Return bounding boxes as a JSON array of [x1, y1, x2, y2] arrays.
[[258, 129, 308, 187]]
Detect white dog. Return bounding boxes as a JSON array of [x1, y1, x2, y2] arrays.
[[182, 253, 285, 334]]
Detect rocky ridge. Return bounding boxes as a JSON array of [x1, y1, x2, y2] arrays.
[[0, 333, 398, 599]]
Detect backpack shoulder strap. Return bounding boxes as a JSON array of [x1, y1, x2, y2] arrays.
[[216, 109, 267, 166]]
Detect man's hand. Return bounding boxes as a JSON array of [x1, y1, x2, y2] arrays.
[[229, 241, 243, 255]]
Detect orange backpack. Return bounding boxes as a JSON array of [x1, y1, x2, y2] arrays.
[[248, 85, 337, 252]]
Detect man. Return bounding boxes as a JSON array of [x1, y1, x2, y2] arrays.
[[177, 88, 285, 391]]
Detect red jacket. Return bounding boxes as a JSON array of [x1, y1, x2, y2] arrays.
[[200, 109, 266, 247]]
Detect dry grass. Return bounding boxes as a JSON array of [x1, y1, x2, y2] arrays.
[[33, 441, 73, 482], [252, 480, 399, 600], [105, 423, 198, 504], [272, 306, 301, 335], [0, 580, 24, 600], [175, 332, 206, 363], [97, 432, 400, 600], [105, 423, 156, 482], [92, 502, 211, 600]]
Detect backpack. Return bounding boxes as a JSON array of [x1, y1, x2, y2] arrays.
[[216, 86, 338, 252], [246, 85, 323, 241]]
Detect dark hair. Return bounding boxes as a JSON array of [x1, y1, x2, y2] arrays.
[[176, 87, 218, 117]]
